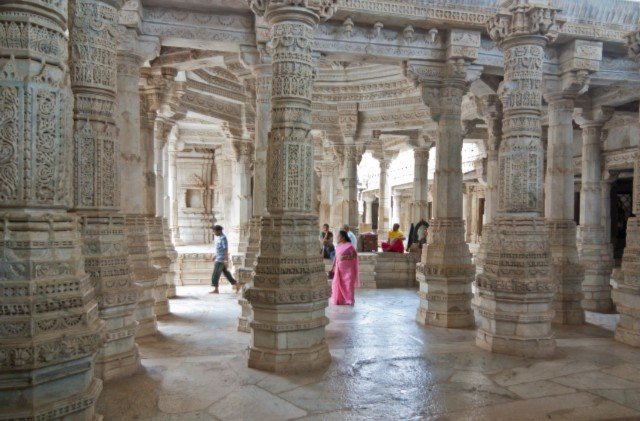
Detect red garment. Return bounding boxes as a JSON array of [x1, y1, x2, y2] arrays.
[[381, 239, 405, 253]]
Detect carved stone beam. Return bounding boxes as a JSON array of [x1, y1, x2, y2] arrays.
[[151, 49, 226, 71]]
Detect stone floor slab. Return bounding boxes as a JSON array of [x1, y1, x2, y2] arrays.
[[96, 286, 640, 420]]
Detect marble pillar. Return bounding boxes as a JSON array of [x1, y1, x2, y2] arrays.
[[474, 95, 502, 272], [392, 191, 401, 226], [236, 56, 270, 332], [545, 94, 584, 325], [364, 196, 374, 225], [612, 30, 640, 346], [0, 1, 104, 417], [412, 146, 431, 222], [230, 138, 254, 275], [477, 0, 560, 357], [411, 30, 479, 328], [116, 32, 161, 337], [376, 156, 391, 235], [575, 108, 614, 312], [69, 0, 142, 380], [245, 0, 335, 372], [340, 145, 359, 234]]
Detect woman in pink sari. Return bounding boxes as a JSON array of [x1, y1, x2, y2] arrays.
[[330, 230, 360, 306]]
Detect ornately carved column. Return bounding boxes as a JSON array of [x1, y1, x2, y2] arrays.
[[412, 145, 432, 222], [545, 94, 584, 325], [245, 0, 336, 372], [117, 28, 161, 337], [338, 144, 360, 234], [477, 0, 561, 357], [474, 94, 502, 272], [235, 47, 271, 332], [230, 137, 254, 269], [375, 154, 392, 235], [575, 107, 614, 312], [0, 1, 104, 418], [612, 30, 640, 347], [68, 0, 142, 380], [408, 29, 480, 328]]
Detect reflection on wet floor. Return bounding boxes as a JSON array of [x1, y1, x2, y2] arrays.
[[98, 286, 640, 420]]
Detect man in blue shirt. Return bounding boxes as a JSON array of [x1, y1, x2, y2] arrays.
[[210, 225, 239, 294]]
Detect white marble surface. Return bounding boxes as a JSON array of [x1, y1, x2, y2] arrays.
[[97, 286, 640, 420]]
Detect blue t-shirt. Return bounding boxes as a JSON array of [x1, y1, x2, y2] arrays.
[[214, 234, 228, 262]]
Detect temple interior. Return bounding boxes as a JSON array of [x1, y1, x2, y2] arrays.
[[1, 0, 640, 419]]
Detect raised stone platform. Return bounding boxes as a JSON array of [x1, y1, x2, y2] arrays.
[[176, 245, 234, 286], [358, 252, 418, 289]]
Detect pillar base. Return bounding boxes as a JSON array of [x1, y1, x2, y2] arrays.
[[417, 218, 475, 329], [96, 345, 141, 382], [476, 329, 556, 358], [579, 226, 614, 313], [475, 217, 556, 357], [248, 342, 331, 374]]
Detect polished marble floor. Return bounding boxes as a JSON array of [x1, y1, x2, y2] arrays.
[[98, 286, 640, 420]]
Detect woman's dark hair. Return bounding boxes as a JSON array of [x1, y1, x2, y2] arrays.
[[323, 223, 329, 229], [393, 223, 400, 231], [338, 230, 351, 243]]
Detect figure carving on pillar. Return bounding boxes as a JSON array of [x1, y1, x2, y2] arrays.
[[476, 0, 562, 357]]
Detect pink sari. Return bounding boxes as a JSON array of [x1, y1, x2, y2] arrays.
[[330, 241, 360, 305]]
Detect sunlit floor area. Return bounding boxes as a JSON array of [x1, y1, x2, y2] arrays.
[[97, 286, 640, 420]]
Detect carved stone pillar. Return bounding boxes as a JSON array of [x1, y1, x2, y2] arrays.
[[317, 161, 337, 228], [230, 138, 254, 272], [612, 29, 640, 347], [0, 1, 104, 418], [117, 29, 161, 337], [376, 156, 392, 235], [338, 144, 360, 234], [407, 29, 480, 328], [477, 0, 561, 357], [575, 108, 614, 312], [245, 0, 336, 372], [364, 196, 374, 225], [392, 190, 401, 226], [545, 94, 584, 325], [474, 95, 502, 273], [68, 0, 142, 380], [412, 145, 432, 222]]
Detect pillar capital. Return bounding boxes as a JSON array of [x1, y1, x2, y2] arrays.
[[487, 0, 563, 48], [337, 102, 360, 141], [574, 106, 614, 129], [232, 139, 254, 164]]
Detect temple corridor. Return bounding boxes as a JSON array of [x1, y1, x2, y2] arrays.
[[97, 286, 640, 420]]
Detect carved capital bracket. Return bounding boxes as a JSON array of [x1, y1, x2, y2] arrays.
[[248, 0, 338, 22], [337, 102, 359, 140], [574, 106, 614, 129], [487, 0, 564, 47], [232, 139, 255, 164]]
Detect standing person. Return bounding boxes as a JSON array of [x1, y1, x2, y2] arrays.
[[341, 224, 358, 247], [320, 223, 335, 260], [330, 230, 360, 306], [210, 225, 239, 294]]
